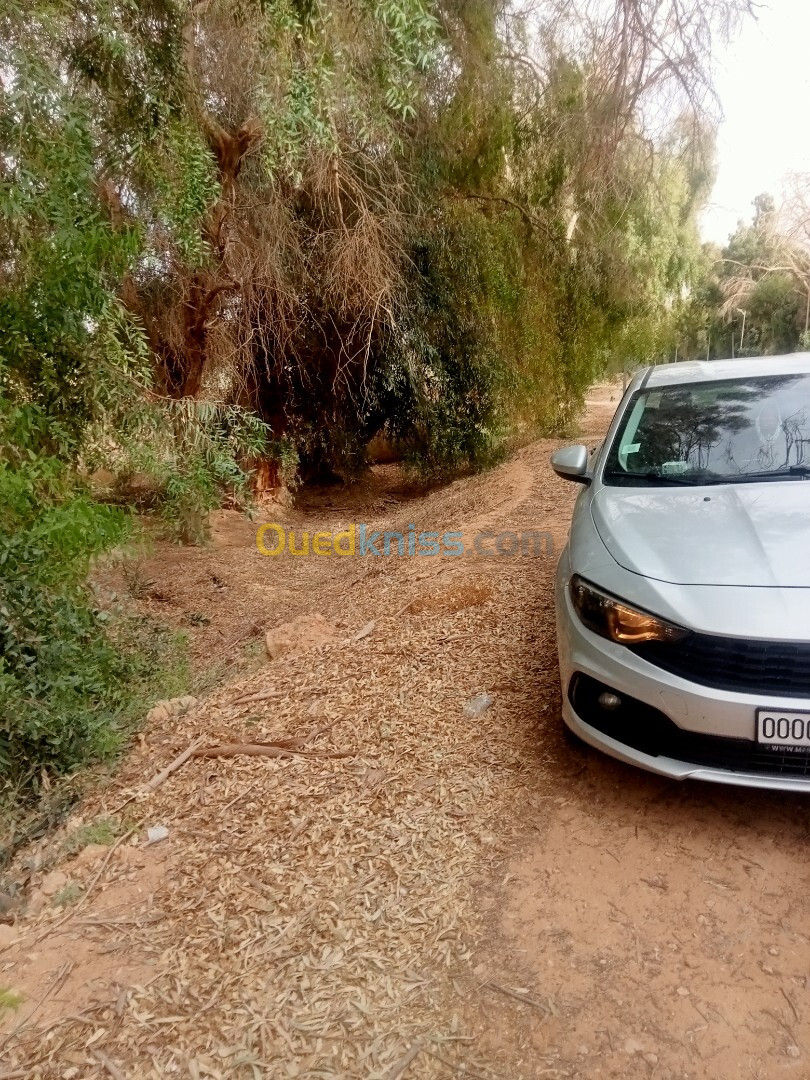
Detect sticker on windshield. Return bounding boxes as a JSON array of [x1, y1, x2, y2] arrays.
[[623, 442, 640, 454], [662, 460, 689, 476]]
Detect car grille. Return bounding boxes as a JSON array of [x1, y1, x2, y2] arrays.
[[570, 673, 810, 778], [631, 634, 810, 698]]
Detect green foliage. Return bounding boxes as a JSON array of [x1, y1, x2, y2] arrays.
[[259, 0, 439, 180], [146, 120, 221, 266], [745, 273, 803, 355], [53, 881, 84, 907], [0, 396, 123, 781], [372, 0, 441, 119], [678, 197, 808, 361], [94, 399, 272, 541], [0, 1, 262, 796], [0, 406, 190, 789], [0, 988, 24, 1016], [0, 50, 142, 450], [382, 210, 514, 475], [63, 815, 126, 854]]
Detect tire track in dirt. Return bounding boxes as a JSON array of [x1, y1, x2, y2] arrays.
[[460, 458, 536, 537], [460, 387, 810, 1080]]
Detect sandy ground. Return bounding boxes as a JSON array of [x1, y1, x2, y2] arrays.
[[1, 381, 809, 1078]]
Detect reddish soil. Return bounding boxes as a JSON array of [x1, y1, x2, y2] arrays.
[[2, 381, 808, 1079]]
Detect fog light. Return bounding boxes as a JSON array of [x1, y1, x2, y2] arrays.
[[598, 692, 622, 711]]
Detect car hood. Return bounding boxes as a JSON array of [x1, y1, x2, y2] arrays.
[[591, 482, 810, 587]]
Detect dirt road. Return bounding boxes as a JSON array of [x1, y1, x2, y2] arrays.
[[2, 385, 810, 1078]]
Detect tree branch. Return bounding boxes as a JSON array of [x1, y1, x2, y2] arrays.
[[447, 191, 554, 238]]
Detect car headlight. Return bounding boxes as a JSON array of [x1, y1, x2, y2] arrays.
[[570, 575, 690, 645]]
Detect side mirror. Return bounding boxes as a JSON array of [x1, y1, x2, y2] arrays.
[[551, 444, 591, 485]]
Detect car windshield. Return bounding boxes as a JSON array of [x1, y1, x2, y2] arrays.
[[604, 372, 810, 486]]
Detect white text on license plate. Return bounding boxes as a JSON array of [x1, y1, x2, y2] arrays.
[[757, 710, 810, 748]]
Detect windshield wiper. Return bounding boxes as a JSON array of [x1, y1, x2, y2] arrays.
[[714, 465, 810, 483], [603, 469, 703, 487]]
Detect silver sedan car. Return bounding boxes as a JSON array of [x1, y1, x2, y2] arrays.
[[553, 354, 810, 792]]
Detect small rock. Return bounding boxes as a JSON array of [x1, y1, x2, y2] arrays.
[[644, 1053, 659, 1067], [40, 871, 68, 898], [73, 843, 110, 868], [787, 1045, 801, 1059], [768, 946, 780, 956], [0, 891, 20, 917], [624, 1037, 645, 1055], [21, 852, 43, 873], [0, 924, 17, 950], [26, 889, 46, 916], [577, 1044, 590, 1056], [146, 695, 198, 724], [146, 825, 169, 844], [463, 692, 494, 718], [762, 964, 775, 976], [676, 986, 690, 996]]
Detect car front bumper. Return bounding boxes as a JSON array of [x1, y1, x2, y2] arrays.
[[556, 569, 810, 793]]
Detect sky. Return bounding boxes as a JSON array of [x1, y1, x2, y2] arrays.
[[700, 1, 810, 245]]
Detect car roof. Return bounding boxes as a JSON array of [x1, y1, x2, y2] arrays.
[[633, 354, 810, 389]]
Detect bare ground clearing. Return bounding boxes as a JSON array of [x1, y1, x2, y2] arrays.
[[1, 383, 809, 1079]]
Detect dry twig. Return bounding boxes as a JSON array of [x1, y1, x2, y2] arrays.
[[384, 1042, 423, 1080], [91, 1049, 127, 1080], [484, 982, 552, 1014], [142, 736, 206, 792], [191, 743, 353, 760]]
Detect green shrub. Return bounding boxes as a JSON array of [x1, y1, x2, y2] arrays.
[[0, 988, 24, 1016], [0, 398, 190, 794], [383, 210, 514, 475]]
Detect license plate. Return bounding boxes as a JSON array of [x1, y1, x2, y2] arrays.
[[757, 709, 810, 748]]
